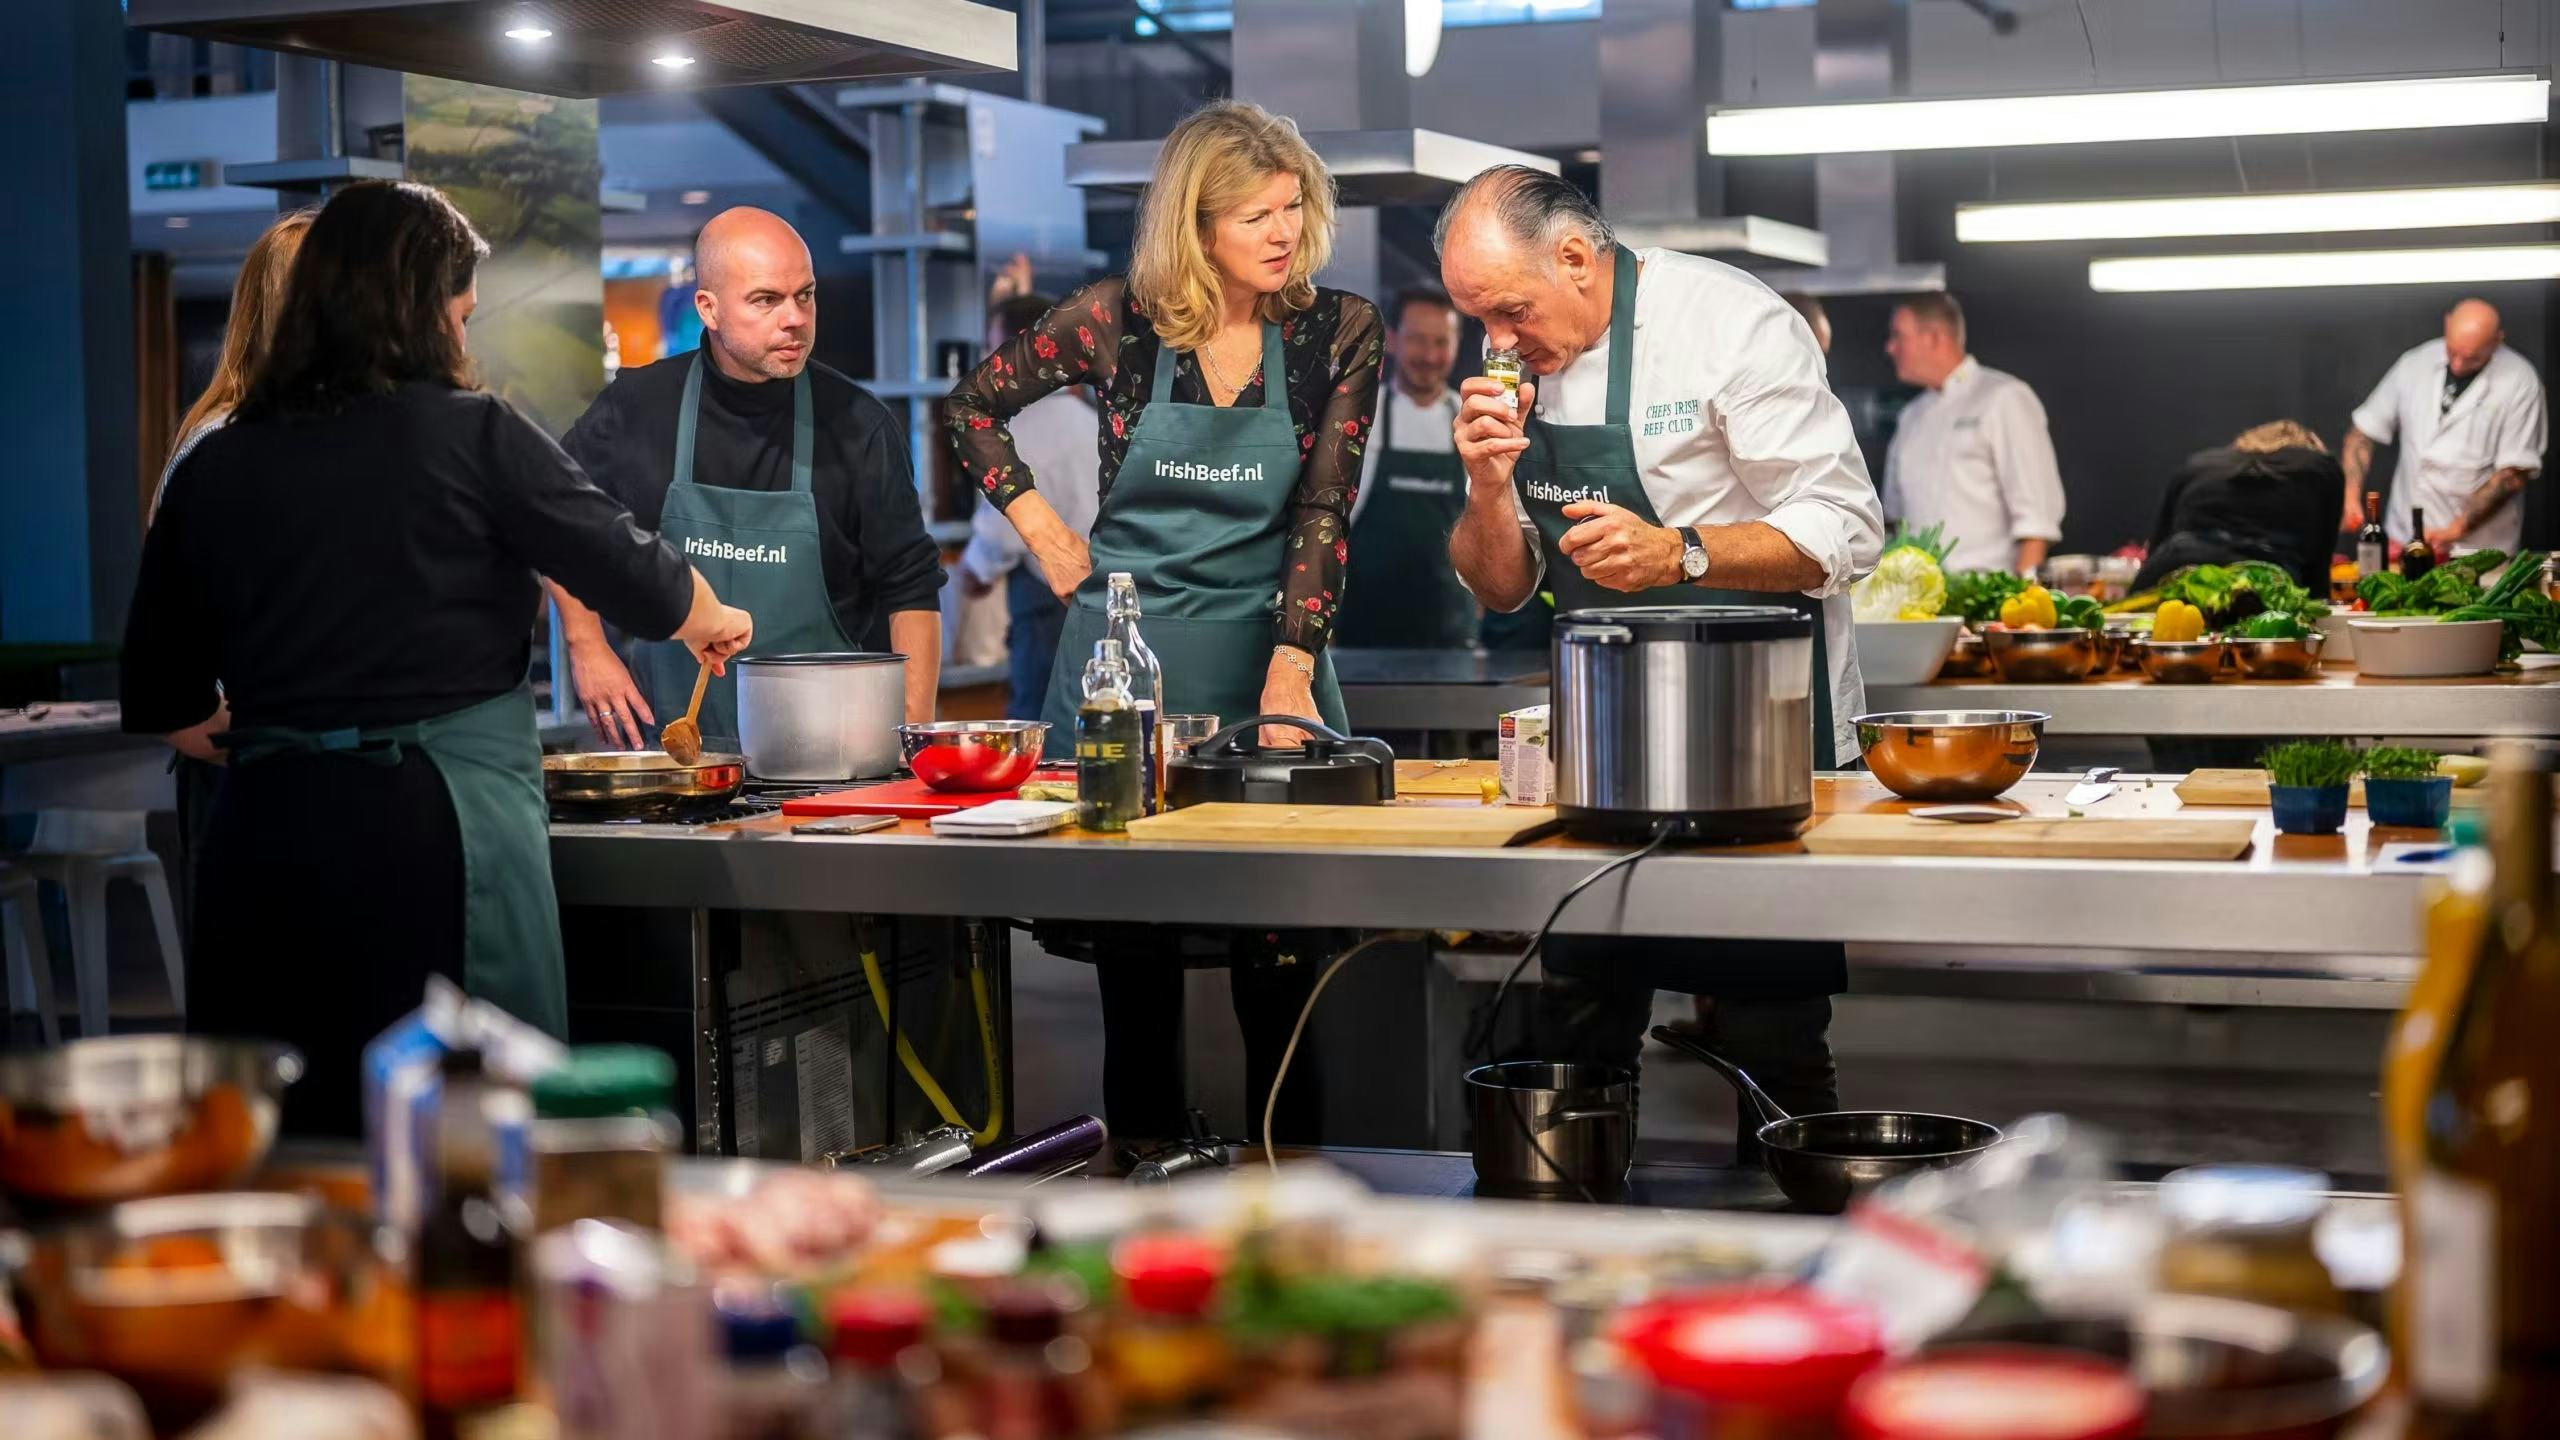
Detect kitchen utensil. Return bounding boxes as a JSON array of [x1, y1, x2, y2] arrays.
[[1944, 1294, 2386, 1439], [1908, 805, 2022, 823], [2066, 765, 2122, 808], [2227, 631, 2326, 680], [896, 720, 1050, 793], [1853, 710, 2048, 803], [2345, 617, 2503, 677], [1984, 626, 2103, 682], [791, 814, 901, 837], [543, 750, 745, 822], [1649, 1028, 2000, 1214], [1936, 630, 1994, 678], [0, 1037, 302, 1206], [1465, 1062, 1635, 1199], [659, 659, 710, 765], [1552, 606, 1816, 840], [736, 652, 906, 781], [1124, 802, 1558, 849], [780, 773, 1070, 820], [1800, 814, 2257, 861], [1160, 715, 1395, 809], [1853, 617, 1966, 687], [1395, 758, 1504, 797], [2138, 638, 2230, 684], [958, 1113, 1108, 1181]]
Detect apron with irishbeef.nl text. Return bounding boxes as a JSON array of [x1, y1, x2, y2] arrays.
[[1038, 322, 1347, 754], [1336, 395, 1477, 650]]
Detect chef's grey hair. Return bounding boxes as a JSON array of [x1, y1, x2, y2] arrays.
[[1433, 165, 1613, 267]]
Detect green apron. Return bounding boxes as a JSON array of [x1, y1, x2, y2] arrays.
[[220, 685, 567, 1035], [636, 355, 857, 752], [1038, 323, 1348, 757], [1511, 245, 1836, 770], [1336, 393, 1477, 650]]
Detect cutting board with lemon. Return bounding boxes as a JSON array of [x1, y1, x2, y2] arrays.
[[2175, 758, 2517, 809], [1395, 759, 1505, 798]]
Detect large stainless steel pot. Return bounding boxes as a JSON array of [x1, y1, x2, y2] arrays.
[[1465, 1061, 1634, 1199], [736, 652, 906, 781], [1551, 605, 1815, 839]]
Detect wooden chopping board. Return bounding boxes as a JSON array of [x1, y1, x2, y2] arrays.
[[2175, 768, 2518, 808], [1126, 801, 1557, 848], [1395, 759, 1503, 797], [1801, 813, 2256, 861]]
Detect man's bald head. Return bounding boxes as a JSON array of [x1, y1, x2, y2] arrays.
[[2444, 298, 2504, 380], [694, 207, 817, 382]]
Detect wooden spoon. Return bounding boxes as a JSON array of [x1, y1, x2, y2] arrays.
[[660, 659, 712, 765]]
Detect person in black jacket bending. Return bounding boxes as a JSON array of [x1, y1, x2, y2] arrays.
[[2133, 420, 2343, 594]]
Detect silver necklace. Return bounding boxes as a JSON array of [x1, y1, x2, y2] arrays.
[[1197, 329, 1260, 401]]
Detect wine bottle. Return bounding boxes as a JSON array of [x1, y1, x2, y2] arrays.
[[2409, 742, 2560, 1435], [2356, 491, 2387, 589], [2403, 508, 2437, 581]]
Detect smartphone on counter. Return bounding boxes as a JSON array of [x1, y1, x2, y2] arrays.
[[791, 813, 901, 837]]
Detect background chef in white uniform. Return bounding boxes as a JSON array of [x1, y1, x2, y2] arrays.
[[1439, 164, 1885, 1152], [2342, 298, 2546, 557], [1881, 293, 2067, 575]]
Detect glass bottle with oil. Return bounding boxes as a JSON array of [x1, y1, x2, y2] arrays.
[[1076, 639, 1144, 833], [1483, 346, 1525, 415]]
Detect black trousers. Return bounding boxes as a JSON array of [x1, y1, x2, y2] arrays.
[[1004, 567, 1069, 724], [1083, 929, 1326, 1146]]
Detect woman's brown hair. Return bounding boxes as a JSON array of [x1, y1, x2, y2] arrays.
[[1128, 100, 1336, 353], [238, 180, 489, 420], [2231, 420, 2327, 455], [173, 208, 313, 448]]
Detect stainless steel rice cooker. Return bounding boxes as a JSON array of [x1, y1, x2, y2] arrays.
[[1550, 605, 1816, 839]]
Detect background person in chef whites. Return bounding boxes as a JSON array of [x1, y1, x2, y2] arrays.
[[1881, 293, 2065, 576], [120, 180, 753, 1134], [947, 99, 1383, 1145], [1438, 165, 1885, 1149], [552, 207, 947, 751], [1338, 287, 1475, 649], [2342, 298, 2547, 557]]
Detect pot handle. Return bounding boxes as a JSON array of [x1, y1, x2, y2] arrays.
[[1543, 1106, 1627, 1130], [1649, 1025, 1792, 1127]]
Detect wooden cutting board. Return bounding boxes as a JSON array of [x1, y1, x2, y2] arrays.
[[1394, 759, 1503, 797], [1800, 813, 2256, 861], [1126, 801, 1557, 848], [2175, 768, 2516, 808]]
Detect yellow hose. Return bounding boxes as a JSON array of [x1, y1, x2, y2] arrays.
[[860, 949, 1000, 1147]]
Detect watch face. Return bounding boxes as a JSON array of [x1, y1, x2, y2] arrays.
[[1683, 547, 1709, 579]]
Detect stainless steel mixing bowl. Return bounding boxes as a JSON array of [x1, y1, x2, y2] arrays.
[[1852, 710, 2049, 803]]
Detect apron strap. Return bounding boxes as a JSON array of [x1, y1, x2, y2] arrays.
[[1149, 324, 1286, 409], [1256, 322, 1285, 409], [674, 353, 705, 490], [218, 722, 427, 769], [789, 368, 814, 494], [1603, 245, 1638, 428]]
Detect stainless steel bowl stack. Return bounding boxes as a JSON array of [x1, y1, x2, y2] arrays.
[[0, 1037, 302, 1206], [2228, 630, 2326, 680], [1853, 710, 2050, 803]]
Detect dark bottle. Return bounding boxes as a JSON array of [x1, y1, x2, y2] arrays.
[[416, 1050, 527, 1440], [2356, 491, 2387, 587], [1075, 639, 1144, 834], [2403, 508, 2437, 581]]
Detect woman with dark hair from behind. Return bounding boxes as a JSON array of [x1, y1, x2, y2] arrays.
[[2132, 420, 2344, 593], [121, 181, 754, 1133]]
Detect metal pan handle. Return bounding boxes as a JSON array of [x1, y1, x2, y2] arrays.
[[1649, 1025, 1793, 1128]]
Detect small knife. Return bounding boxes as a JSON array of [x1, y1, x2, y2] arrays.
[[2066, 766, 2122, 808]]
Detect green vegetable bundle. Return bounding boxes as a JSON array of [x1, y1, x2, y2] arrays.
[[2113, 561, 2326, 629], [2261, 739, 2363, 791], [1945, 569, 2029, 625], [2364, 550, 2555, 659], [2232, 612, 2309, 640], [2053, 594, 2105, 631], [1880, 521, 1955, 566]]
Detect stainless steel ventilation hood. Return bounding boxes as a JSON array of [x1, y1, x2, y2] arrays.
[[126, 0, 1016, 100], [1066, 129, 1559, 208]]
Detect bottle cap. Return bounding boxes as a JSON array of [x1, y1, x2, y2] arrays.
[[829, 1290, 930, 1368], [532, 1046, 674, 1119], [1112, 1233, 1224, 1318], [716, 1290, 804, 1362], [1093, 638, 1124, 665]]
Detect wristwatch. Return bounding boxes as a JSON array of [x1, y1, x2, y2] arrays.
[[1678, 526, 1711, 583]]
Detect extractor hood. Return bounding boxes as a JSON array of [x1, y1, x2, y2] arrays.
[[126, 0, 1016, 100], [1066, 129, 1558, 208]]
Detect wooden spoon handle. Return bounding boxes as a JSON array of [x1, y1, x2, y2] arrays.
[[683, 657, 712, 722]]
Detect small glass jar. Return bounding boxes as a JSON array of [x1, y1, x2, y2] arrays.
[[2154, 1163, 2343, 1315], [1482, 346, 1526, 414], [529, 1047, 677, 1237]]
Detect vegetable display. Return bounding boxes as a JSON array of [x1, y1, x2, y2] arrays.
[[2231, 612, 2310, 640], [2358, 550, 2559, 659], [2109, 561, 2327, 629], [2260, 740, 2363, 791], [2151, 601, 2207, 643], [1945, 570, 2030, 627]]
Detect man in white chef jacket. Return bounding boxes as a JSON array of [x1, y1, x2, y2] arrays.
[[1438, 164, 1886, 1150], [1881, 294, 2067, 575], [2343, 298, 2546, 557]]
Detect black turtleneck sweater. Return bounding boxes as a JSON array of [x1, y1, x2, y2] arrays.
[[563, 348, 945, 646]]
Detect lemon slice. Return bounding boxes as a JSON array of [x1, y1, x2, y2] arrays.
[[1852, 548, 1947, 622]]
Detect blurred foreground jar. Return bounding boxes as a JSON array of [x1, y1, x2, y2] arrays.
[[529, 1046, 677, 1236], [1609, 1287, 1885, 1440], [2153, 1164, 2343, 1316]]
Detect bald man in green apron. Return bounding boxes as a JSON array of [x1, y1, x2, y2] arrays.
[[1439, 167, 1887, 1154]]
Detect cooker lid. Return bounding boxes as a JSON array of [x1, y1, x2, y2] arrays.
[[736, 652, 908, 667], [1558, 605, 1811, 642]]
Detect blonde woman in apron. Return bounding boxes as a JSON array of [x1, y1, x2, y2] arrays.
[[947, 101, 1383, 1147]]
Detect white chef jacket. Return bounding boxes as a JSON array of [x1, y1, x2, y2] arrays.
[[1881, 355, 2066, 575], [1352, 384, 1461, 525], [1501, 248, 1886, 762], [959, 389, 1102, 588], [2351, 339, 2547, 556]]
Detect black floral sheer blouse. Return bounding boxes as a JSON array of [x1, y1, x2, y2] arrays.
[[945, 277, 1383, 652]]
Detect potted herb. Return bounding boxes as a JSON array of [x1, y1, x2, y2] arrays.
[[2364, 746, 2453, 829], [2261, 740, 2361, 835]]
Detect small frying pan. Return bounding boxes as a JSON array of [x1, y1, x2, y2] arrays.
[[1650, 1025, 2002, 1213]]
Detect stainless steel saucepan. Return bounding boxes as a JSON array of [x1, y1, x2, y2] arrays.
[[1650, 1026, 2000, 1213]]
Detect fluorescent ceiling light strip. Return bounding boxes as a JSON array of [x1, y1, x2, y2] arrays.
[[1709, 74, 2549, 156], [1961, 184, 2560, 242], [2088, 245, 2560, 293]]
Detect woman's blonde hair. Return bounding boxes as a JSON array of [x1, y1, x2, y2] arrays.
[[1129, 100, 1335, 353], [175, 208, 315, 448], [2231, 419, 2327, 455]]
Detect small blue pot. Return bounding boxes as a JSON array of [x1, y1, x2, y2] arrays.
[[2366, 775, 2454, 830], [2270, 783, 2350, 836]]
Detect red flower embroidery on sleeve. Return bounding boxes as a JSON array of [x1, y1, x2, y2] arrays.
[[1075, 326, 1095, 351], [1033, 335, 1059, 360], [1090, 300, 1109, 323], [1342, 419, 1360, 438], [969, 416, 992, 430], [1333, 540, 1348, 564], [1303, 596, 1323, 613]]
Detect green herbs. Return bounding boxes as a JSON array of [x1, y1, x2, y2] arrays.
[[1945, 569, 2030, 626], [2364, 746, 2444, 782], [2361, 550, 2554, 659], [2052, 594, 2106, 631], [2232, 611, 2310, 640], [2119, 561, 2327, 631], [2261, 740, 2363, 791]]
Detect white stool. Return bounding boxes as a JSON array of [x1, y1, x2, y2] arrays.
[[0, 862, 59, 1045], [14, 811, 185, 1038]]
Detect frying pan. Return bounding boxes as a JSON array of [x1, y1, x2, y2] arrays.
[[1650, 1025, 2001, 1213], [543, 750, 745, 822]]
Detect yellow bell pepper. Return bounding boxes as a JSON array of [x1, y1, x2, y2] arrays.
[[2000, 585, 2058, 631], [2153, 600, 2205, 643]]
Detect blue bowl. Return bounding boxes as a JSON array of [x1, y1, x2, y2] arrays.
[[2270, 783, 2351, 836], [2366, 775, 2453, 830]]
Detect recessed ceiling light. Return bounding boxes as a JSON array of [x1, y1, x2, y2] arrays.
[[163, 216, 191, 229], [2088, 244, 2560, 293], [652, 53, 695, 69], [681, 190, 712, 206], [504, 26, 551, 42]]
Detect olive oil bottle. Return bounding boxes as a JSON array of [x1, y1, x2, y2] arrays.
[[2407, 741, 2560, 1436], [1076, 639, 1144, 833]]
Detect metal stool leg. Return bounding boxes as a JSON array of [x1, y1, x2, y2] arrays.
[[110, 853, 186, 1024], [69, 862, 113, 1039], [2, 873, 60, 1046]]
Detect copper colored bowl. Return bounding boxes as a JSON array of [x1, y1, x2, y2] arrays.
[[1983, 626, 2103, 682], [2138, 639, 2229, 685], [1936, 630, 1994, 679], [2228, 631, 2326, 680], [1853, 710, 2049, 803]]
